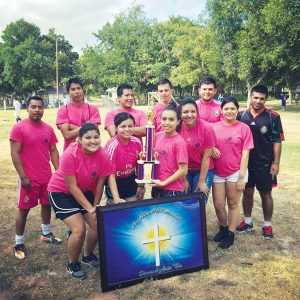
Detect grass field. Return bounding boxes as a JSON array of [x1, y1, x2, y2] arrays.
[[0, 101, 299, 300]]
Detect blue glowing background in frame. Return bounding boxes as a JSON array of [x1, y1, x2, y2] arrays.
[[102, 198, 204, 285]]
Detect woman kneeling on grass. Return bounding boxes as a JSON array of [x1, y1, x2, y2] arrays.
[[212, 96, 254, 249], [48, 123, 119, 279], [104, 112, 145, 203], [150, 102, 188, 198]]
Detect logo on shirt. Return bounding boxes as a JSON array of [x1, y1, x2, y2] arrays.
[[225, 136, 233, 143], [193, 141, 201, 148], [42, 135, 50, 144], [215, 111, 220, 116], [91, 171, 97, 178], [157, 150, 167, 157], [260, 126, 268, 134]]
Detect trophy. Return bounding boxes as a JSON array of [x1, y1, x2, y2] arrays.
[[135, 104, 159, 184]]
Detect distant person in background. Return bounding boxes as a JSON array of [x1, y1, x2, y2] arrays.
[[13, 98, 22, 122], [56, 78, 101, 151], [217, 93, 224, 103], [236, 85, 284, 239], [196, 77, 222, 123], [280, 93, 287, 111], [153, 79, 175, 132], [10, 96, 61, 260], [104, 83, 147, 142]]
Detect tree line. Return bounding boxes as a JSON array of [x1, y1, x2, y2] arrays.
[[1, 1, 299, 101]]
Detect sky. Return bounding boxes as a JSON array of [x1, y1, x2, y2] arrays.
[[0, 0, 206, 53]]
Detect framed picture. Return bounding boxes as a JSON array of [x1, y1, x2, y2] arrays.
[[96, 192, 209, 292]]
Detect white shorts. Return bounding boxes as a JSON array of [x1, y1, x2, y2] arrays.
[[213, 170, 248, 183]]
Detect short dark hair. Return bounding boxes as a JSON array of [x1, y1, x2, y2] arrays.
[[221, 96, 239, 110], [198, 76, 217, 88], [178, 98, 198, 114], [116, 83, 133, 97], [162, 101, 181, 132], [114, 112, 135, 127], [27, 96, 44, 107], [66, 78, 84, 93], [157, 78, 173, 89], [79, 123, 100, 138], [251, 85, 268, 98]]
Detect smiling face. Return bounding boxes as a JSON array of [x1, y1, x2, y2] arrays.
[[79, 130, 100, 155], [198, 83, 217, 102], [116, 118, 135, 142], [157, 83, 173, 105], [28, 99, 44, 122], [250, 91, 267, 112], [68, 83, 84, 103], [161, 109, 179, 135], [181, 103, 198, 128], [221, 101, 238, 122], [118, 89, 134, 109]]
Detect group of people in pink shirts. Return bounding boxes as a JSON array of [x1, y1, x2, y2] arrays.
[[10, 76, 284, 280]]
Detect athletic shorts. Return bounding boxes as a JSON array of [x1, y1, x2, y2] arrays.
[[246, 165, 276, 192], [18, 180, 49, 209], [105, 174, 137, 200], [151, 188, 182, 198], [48, 191, 94, 220], [213, 170, 249, 183]]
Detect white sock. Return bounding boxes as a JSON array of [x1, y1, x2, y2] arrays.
[[15, 235, 24, 245], [263, 221, 272, 227], [244, 217, 252, 225], [41, 224, 52, 235]]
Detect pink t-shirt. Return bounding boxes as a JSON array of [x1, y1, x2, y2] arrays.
[[10, 119, 58, 183], [104, 135, 142, 179], [196, 99, 222, 123], [56, 102, 101, 150], [153, 132, 188, 191], [152, 103, 168, 132], [179, 119, 216, 170], [48, 144, 112, 194], [212, 121, 254, 177]]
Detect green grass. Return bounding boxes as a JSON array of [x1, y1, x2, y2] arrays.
[[0, 101, 299, 300]]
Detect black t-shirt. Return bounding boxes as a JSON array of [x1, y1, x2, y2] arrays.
[[237, 109, 284, 170]]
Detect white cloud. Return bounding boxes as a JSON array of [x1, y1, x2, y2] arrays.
[[0, 0, 206, 53]]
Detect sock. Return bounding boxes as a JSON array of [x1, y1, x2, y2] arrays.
[[244, 217, 252, 225], [41, 224, 52, 235], [15, 235, 24, 245], [263, 221, 272, 227]]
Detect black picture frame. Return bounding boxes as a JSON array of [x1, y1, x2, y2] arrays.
[[96, 192, 209, 292]]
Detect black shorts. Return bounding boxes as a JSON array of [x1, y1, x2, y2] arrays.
[[49, 191, 94, 220], [246, 165, 277, 192], [151, 187, 182, 198], [105, 174, 138, 199]]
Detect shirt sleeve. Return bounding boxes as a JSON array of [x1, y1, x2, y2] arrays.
[[104, 110, 115, 129], [203, 124, 216, 148], [49, 128, 59, 145], [56, 106, 69, 125], [139, 111, 148, 126], [99, 148, 113, 176], [59, 151, 76, 176], [175, 139, 188, 164], [10, 124, 22, 143], [271, 114, 285, 142], [88, 104, 101, 125], [242, 125, 254, 150]]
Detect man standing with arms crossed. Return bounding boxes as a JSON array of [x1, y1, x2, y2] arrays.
[[10, 96, 61, 259], [56, 78, 101, 151], [236, 85, 284, 238]]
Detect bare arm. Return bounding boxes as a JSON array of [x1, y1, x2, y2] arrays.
[[49, 144, 59, 170], [197, 147, 213, 194], [94, 176, 107, 206], [271, 142, 282, 177], [64, 175, 95, 213], [107, 175, 124, 204], [59, 123, 80, 140], [237, 149, 250, 191], [10, 141, 30, 189], [133, 125, 146, 137], [106, 125, 117, 138], [150, 163, 188, 188]]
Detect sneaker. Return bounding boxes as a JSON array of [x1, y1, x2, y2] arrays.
[[236, 219, 253, 233], [262, 225, 273, 239], [66, 262, 87, 279], [81, 253, 100, 268], [14, 244, 26, 260], [40, 232, 62, 244], [213, 225, 228, 242], [219, 231, 235, 249]]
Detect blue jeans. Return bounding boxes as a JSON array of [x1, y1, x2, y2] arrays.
[[186, 168, 214, 204]]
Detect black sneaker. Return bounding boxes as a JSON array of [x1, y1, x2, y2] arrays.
[[262, 225, 273, 239], [14, 244, 26, 259], [236, 219, 253, 233], [81, 253, 100, 268], [66, 262, 87, 279], [219, 231, 235, 249], [213, 225, 228, 242]]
